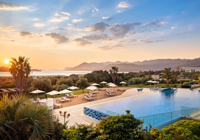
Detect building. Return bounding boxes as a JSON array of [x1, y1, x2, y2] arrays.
[[152, 73, 160, 80], [181, 67, 200, 72], [173, 67, 183, 72]]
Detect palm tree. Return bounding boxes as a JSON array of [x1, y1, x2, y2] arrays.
[[109, 66, 119, 83], [9, 56, 31, 95], [160, 68, 173, 87], [0, 94, 53, 139]]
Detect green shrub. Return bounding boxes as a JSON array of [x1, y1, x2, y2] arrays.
[[179, 79, 191, 84], [97, 114, 143, 140], [63, 129, 82, 140], [150, 120, 200, 140], [181, 82, 191, 88]]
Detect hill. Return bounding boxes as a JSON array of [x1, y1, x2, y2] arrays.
[[0, 66, 9, 72]]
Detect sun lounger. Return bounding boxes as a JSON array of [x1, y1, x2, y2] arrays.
[[89, 91, 99, 94], [71, 93, 78, 98], [53, 101, 62, 108], [36, 98, 41, 102], [108, 90, 115, 94], [82, 95, 96, 101], [86, 93, 96, 97], [30, 98, 36, 103], [104, 91, 117, 96], [62, 97, 71, 102], [98, 88, 106, 91], [57, 98, 66, 103], [117, 89, 126, 91], [66, 94, 74, 98]]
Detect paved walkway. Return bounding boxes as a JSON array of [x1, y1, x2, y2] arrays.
[[54, 88, 154, 126]]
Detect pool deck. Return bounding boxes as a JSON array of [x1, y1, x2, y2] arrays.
[[54, 88, 155, 126]]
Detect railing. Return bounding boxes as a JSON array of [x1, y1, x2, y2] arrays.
[[137, 106, 200, 130], [107, 110, 121, 116]]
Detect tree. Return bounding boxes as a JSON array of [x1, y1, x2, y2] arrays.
[[29, 78, 53, 92], [109, 66, 118, 83], [160, 68, 173, 87], [0, 94, 54, 139], [9, 56, 31, 95], [76, 78, 89, 93]]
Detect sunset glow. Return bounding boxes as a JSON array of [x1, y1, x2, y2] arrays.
[[4, 60, 9, 64], [0, 0, 200, 70]]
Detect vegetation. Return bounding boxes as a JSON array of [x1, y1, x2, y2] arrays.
[[76, 78, 89, 93], [109, 66, 118, 83], [9, 56, 31, 94], [0, 94, 65, 140], [129, 77, 148, 85], [29, 78, 53, 92], [150, 120, 200, 140], [160, 68, 173, 87], [63, 112, 148, 140]]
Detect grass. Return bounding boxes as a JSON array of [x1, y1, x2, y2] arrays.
[[126, 84, 181, 88], [32, 84, 181, 99]]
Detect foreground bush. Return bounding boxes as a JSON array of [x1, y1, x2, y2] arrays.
[[0, 94, 64, 140], [150, 120, 200, 140], [181, 82, 191, 88], [64, 113, 145, 140]]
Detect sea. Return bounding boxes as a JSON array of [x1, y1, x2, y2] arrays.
[[0, 70, 91, 77]]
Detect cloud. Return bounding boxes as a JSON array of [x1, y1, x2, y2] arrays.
[[177, 32, 187, 36], [144, 19, 164, 27], [34, 23, 45, 27], [19, 31, 33, 38], [0, 26, 13, 31], [98, 44, 124, 50], [102, 16, 113, 21], [85, 22, 109, 32], [108, 22, 141, 38], [74, 38, 92, 46], [10, 40, 15, 42], [72, 19, 82, 23], [69, 27, 82, 31], [56, 27, 66, 30], [130, 39, 164, 43], [49, 12, 70, 22], [171, 26, 176, 30], [83, 34, 108, 40], [45, 33, 69, 43], [0, 1, 28, 10], [117, 2, 131, 8], [32, 18, 39, 20], [92, 7, 99, 12], [117, 10, 122, 13]]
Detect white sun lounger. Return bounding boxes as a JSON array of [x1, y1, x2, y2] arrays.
[[108, 90, 115, 94], [53, 101, 62, 108], [105, 91, 117, 96], [62, 97, 71, 102], [66, 94, 74, 98], [36, 98, 41, 102], [71, 93, 78, 97], [89, 91, 99, 94], [98, 88, 106, 91], [82, 95, 96, 101], [57, 98, 66, 103], [30, 98, 36, 103], [117, 89, 126, 91], [86, 93, 96, 97]]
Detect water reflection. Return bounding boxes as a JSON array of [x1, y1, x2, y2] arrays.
[[160, 88, 178, 100]]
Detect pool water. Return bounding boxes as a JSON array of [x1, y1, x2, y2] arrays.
[[91, 88, 200, 118]]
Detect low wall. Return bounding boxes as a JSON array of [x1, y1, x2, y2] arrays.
[[191, 84, 200, 89], [84, 107, 111, 121]]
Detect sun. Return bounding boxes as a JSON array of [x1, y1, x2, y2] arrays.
[[4, 60, 9, 64]]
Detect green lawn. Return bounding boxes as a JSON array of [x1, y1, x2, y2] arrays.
[[126, 84, 181, 88], [32, 84, 181, 99]]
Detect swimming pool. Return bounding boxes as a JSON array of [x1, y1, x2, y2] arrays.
[[91, 88, 200, 117], [87, 88, 200, 129]]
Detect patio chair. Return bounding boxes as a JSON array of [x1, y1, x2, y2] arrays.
[[53, 101, 62, 108], [62, 97, 71, 102], [57, 98, 66, 103], [107, 90, 115, 94], [89, 90, 99, 94], [86, 93, 96, 97]]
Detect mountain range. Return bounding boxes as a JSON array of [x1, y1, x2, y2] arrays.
[[64, 58, 200, 72]]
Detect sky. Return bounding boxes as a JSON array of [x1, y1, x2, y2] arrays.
[[0, 0, 200, 70]]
